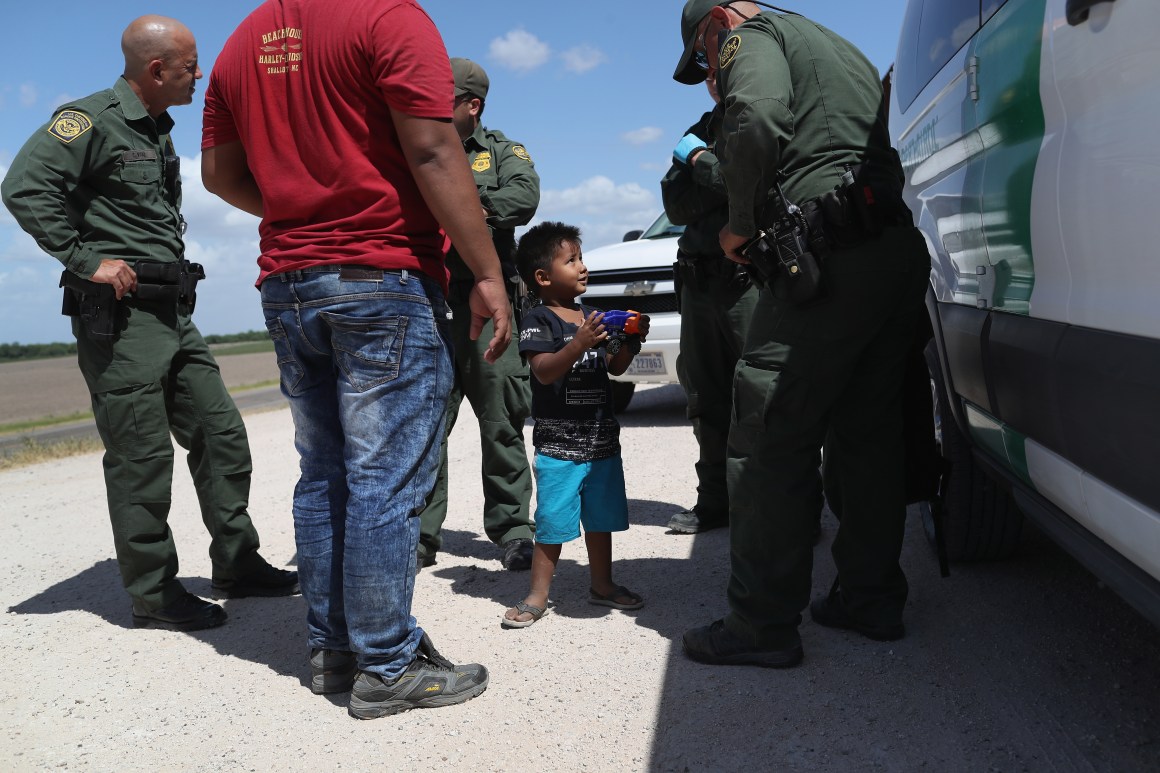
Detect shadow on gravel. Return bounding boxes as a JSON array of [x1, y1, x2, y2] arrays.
[[8, 558, 128, 626], [616, 383, 689, 429], [643, 511, 1160, 771], [8, 558, 311, 694]]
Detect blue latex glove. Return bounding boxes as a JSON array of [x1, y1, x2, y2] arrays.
[[673, 133, 707, 165]]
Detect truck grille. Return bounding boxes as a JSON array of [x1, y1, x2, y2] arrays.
[[582, 267, 678, 315], [583, 294, 678, 314]]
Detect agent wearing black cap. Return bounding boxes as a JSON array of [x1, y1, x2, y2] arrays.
[[672, 1, 930, 667], [416, 57, 541, 573]]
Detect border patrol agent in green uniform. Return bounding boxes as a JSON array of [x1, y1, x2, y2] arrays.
[[1, 16, 297, 632], [661, 77, 759, 535], [672, 2, 931, 667], [416, 58, 539, 572]]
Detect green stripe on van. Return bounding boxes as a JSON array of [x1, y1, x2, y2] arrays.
[[974, 0, 1047, 314], [965, 402, 1032, 487]]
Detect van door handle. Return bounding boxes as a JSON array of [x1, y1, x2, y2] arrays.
[[1067, 0, 1116, 26]]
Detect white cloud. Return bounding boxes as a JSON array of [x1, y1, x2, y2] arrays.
[[49, 93, 76, 111], [560, 45, 606, 74], [488, 29, 551, 73], [621, 126, 664, 146], [19, 83, 37, 108], [532, 176, 659, 249], [0, 155, 268, 343]]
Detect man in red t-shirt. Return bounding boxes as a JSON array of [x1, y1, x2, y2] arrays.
[[201, 0, 509, 720]]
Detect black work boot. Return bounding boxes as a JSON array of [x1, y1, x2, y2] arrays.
[[682, 619, 803, 668], [132, 593, 227, 632], [666, 508, 727, 534], [212, 556, 299, 598], [501, 538, 533, 571], [810, 590, 905, 641]]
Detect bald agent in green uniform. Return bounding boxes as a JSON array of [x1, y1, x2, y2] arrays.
[[2, 16, 297, 632], [672, 1, 931, 667], [416, 58, 539, 572]]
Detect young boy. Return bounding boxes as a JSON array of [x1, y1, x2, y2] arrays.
[[502, 222, 650, 628]]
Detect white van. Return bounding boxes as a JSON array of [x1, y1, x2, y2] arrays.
[[579, 213, 684, 412], [890, 0, 1160, 624]]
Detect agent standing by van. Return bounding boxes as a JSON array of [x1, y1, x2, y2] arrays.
[[672, 1, 930, 667], [416, 58, 540, 573], [660, 69, 758, 535]]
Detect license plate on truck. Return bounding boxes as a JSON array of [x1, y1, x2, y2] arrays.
[[627, 352, 665, 376]]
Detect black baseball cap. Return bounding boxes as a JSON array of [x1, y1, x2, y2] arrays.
[[673, 0, 722, 85]]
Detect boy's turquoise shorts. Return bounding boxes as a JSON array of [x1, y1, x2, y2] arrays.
[[532, 452, 629, 544]]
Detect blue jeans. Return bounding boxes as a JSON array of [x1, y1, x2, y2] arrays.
[[261, 267, 452, 679]]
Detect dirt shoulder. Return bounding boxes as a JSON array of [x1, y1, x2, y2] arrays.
[[0, 349, 278, 427]]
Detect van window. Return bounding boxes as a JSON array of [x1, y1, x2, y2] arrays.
[[892, 0, 924, 109], [982, 0, 1008, 24], [916, 0, 979, 90], [894, 0, 982, 111]]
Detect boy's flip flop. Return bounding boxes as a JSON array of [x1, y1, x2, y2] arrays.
[[588, 585, 644, 610], [501, 601, 547, 628]]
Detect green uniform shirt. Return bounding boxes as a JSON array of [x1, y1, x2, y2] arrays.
[[714, 13, 901, 237], [660, 107, 730, 260], [2, 77, 184, 278], [447, 123, 540, 283]]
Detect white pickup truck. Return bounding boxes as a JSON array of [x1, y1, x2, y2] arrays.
[[579, 213, 684, 412]]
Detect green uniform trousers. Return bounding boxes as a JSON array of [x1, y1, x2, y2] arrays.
[[418, 290, 533, 558], [675, 258, 759, 522], [78, 300, 263, 611], [724, 226, 930, 646]]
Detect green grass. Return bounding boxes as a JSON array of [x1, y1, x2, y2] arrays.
[[233, 378, 280, 391], [0, 436, 104, 470], [209, 340, 275, 356]]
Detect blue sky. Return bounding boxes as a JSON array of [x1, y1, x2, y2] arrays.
[[0, 0, 908, 344]]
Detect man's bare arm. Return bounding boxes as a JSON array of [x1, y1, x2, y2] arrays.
[[201, 141, 264, 218], [392, 109, 511, 362]]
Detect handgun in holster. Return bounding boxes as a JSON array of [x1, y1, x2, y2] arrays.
[[133, 259, 206, 312], [599, 309, 642, 355], [742, 180, 826, 305], [59, 270, 119, 339]]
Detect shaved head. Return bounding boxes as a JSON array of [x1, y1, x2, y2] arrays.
[[120, 15, 201, 117], [121, 15, 192, 76]]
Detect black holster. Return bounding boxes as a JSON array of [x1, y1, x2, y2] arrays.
[[60, 271, 119, 339], [744, 182, 827, 305], [133, 259, 205, 312]]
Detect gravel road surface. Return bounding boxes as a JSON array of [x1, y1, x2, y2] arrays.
[[1, 385, 1157, 771]]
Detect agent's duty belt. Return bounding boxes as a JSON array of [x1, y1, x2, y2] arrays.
[[132, 259, 205, 309], [675, 251, 749, 285], [796, 164, 913, 253]]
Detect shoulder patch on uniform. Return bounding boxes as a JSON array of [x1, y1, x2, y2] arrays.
[[472, 151, 492, 172], [512, 145, 531, 162], [48, 110, 94, 144], [719, 35, 741, 70]]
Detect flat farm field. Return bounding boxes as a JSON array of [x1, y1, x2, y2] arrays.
[[0, 348, 278, 426]]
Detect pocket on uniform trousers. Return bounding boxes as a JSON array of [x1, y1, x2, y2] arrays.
[[505, 371, 532, 422], [729, 359, 777, 457]]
